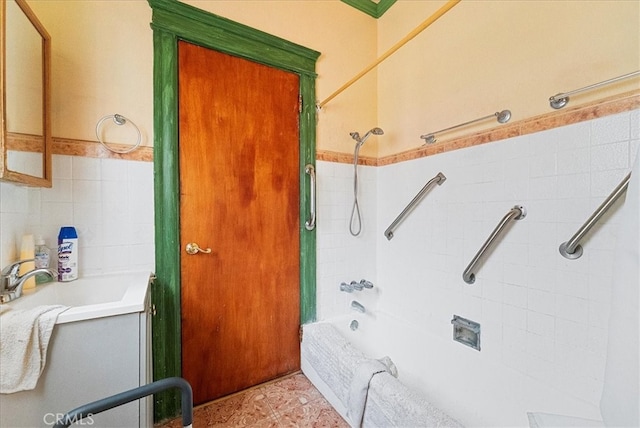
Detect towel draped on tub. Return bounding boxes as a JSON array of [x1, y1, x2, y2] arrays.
[[347, 357, 397, 427], [0, 304, 68, 393]]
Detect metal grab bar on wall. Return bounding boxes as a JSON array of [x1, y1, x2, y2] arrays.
[[420, 110, 511, 145], [384, 172, 446, 240], [559, 172, 631, 259], [304, 164, 316, 231], [549, 70, 640, 109], [463, 205, 526, 284]]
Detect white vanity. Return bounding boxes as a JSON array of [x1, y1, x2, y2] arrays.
[[0, 271, 153, 428]]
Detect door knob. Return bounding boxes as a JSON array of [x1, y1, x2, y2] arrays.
[[185, 242, 211, 255]]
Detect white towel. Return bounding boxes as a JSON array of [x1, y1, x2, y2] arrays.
[[346, 356, 396, 428], [0, 305, 68, 393]]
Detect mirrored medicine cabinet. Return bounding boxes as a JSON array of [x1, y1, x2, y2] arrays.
[[0, 0, 52, 187]]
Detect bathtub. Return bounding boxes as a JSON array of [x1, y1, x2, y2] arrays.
[[0, 271, 153, 428], [301, 312, 463, 427]]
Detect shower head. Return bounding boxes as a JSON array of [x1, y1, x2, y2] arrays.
[[350, 127, 384, 145]]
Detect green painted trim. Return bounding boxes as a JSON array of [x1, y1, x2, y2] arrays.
[[340, 0, 397, 18], [150, 0, 319, 76], [149, 0, 318, 421], [300, 74, 317, 325], [151, 28, 182, 421]]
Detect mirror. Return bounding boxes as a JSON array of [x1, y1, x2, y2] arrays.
[[0, 0, 51, 187]]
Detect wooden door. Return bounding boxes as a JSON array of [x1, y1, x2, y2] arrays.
[[178, 41, 301, 405]]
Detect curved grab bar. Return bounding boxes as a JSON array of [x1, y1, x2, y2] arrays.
[[384, 172, 446, 240], [559, 172, 630, 259], [304, 164, 316, 231], [53, 377, 192, 428], [463, 205, 526, 284]]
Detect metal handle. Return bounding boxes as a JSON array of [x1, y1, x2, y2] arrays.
[[420, 110, 511, 144], [559, 172, 631, 259], [1, 258, 35, 276], [305, 164, 316, 231], [463, 205, 526, 284], [384, 172, 446, 240], [185, 242, 211, 255], [549, 70, 640, 109]]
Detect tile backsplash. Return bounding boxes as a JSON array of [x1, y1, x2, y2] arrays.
[[0, 155, 154, 275]]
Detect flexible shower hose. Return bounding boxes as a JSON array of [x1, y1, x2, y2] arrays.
[[349, 143, 363, 236]]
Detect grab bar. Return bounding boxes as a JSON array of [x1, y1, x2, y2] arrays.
[[420, 110, 511, 145], [53, 377, 193, 428], [549, 70, 640, 109], [463, 205, 526, 284], [559, 172, 631, 259], [384, 172, 446, 240], [304, 164, 316, 231]]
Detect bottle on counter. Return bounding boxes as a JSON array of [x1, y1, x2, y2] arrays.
[[58, 227, 78, 282], [19, 234, 36, 290], [34, 236, 52, 284]]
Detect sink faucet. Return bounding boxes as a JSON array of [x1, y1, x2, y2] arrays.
[[0, 259, 57, 303]]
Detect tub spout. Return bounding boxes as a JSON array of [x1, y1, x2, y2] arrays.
[[0, 260, 57, 303], [351, 300, 366, 313]]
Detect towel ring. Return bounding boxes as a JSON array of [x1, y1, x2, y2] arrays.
[[95, 113, 141, 154]]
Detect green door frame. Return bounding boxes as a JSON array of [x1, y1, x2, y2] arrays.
[[148, 0, 319, 420]]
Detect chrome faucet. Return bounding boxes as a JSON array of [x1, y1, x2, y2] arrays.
[[340, 279, 374, 293], [0, 259, 57, 303]]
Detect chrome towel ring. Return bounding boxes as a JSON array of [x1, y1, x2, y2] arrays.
[[95, 113, 141, 154]]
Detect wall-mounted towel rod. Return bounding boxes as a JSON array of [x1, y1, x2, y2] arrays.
[[420, 110, 511, 145], [384, 172, 446, 240], [549, 70, 640, 109], [559, 172, 631, 259], [463, 205, 526, 284]]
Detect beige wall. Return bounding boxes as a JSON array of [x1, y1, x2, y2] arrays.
[[377, 0, 640, 157], [27, 0, 639, 158], [28, 0, 378, 156]]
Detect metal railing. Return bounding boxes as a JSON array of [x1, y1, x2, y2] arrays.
[[463, 205, 526, 284], [549, 70, 640, 109], [420, 110, 511, 145], [559, 172, 631, 259], [53, 377, 193, 428], [384, 172, 446, 240]]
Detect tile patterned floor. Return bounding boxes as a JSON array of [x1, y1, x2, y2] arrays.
[[156, 372, 350, 428]]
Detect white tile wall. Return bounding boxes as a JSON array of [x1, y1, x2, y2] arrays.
[[0, 155, 154, 275], [315, 160, 378, 320], [316, 110, 639, 426]]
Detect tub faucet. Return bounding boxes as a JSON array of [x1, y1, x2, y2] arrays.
[[340, 282, 354, 293], [359, 279, 374, 289], [0, 259, 57, 303]]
